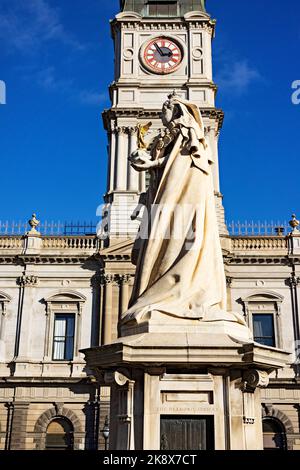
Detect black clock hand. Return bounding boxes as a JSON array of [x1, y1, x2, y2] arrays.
[[154, 42, 164, 56]]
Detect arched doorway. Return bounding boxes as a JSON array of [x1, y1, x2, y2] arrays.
[[263, 417, 286, 450], [45, 418, 74, 450]]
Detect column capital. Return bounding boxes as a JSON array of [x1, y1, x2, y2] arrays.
[[116, 274, 132, 285], [128, 126, 137, 136], [287, 275, 300, 288], [116, 126, 128, 135], [17, 275, 39, 287], [242, 369, 269, 393], [94, 273, 133, 286], [104, 370, 133, 387]]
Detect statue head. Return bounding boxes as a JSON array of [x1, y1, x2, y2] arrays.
[[161, 92, 206, 145], [161, 91, 180, 126]]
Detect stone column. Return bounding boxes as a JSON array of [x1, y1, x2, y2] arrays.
[[120, 275, 131, 315], [275, 301, 283, 350], [9, 401, 30, 450], [143, 372, 160, 450], [287, 274, 300, 369], [105, 371, 135, 450], [127, 128, 139, 191], [208, 126, 220, 193], [0, 300, 8, 359], [15, 275, 39, 359], [203, 27, 213, 80], [241, 369, 270, 450], [128, 276, 135, 305], [211, 370, 228, 450], [108, 129, 117, 193], [226, 277, 232, 312], [103, 275, 113, 346], [74, 302, 83, 361], [4, 403, 14, 450], [117, 275, 131, 337], [90, 274, 102, 348], [115, 127, 128, 190], [43, 301, 51, 360], [229, 371, 246, 450]]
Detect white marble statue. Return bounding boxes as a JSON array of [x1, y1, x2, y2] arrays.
[[122, 93, 246, 327]]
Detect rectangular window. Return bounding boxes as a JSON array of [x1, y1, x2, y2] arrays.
[[148, 1, 178, 17], [253, 314, 275, 347], [53, 314, 75, 361]]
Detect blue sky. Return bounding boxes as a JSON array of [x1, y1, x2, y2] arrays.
[[0, 0, 299, 226]]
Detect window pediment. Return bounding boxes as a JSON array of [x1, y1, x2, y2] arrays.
[[241, 291, 284, 304], [44, 291, 86, 304], [240, 291, 284, 348], [0, 291, 12, 303], [43, 291, 86, 317]]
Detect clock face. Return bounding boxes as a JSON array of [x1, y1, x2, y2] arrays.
[[142, 38, 183, 74]]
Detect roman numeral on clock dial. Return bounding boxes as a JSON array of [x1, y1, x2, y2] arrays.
[[142, 37, 183, 75]]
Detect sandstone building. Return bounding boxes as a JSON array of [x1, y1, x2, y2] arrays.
[[0, 0, 299, 450]]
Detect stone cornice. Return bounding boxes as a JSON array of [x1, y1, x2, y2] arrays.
[[224, 256, 290, 266], [102, 107, 224, 132], [101, 253, 131, 261], [111, 13, 215, 36], [0, 254, 97, 265], [110, 81, 218, 90], [83, 340, 289, 372], [0, 376, 90, 385]]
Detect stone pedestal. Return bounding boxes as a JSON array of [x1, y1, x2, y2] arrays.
[[83, 327, 289, 450], [288, 228, 300, 255]]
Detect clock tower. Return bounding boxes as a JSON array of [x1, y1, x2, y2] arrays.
[[102, 0, 227, 242]]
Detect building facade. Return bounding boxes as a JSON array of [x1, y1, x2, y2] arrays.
[[0, 0, 300, 450]]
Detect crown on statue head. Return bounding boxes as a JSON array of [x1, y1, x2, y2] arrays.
[[167, 90, 180, 101]]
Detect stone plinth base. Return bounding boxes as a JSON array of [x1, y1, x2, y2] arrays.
[[121, 312, 252, 343], [83, 332, 289, 450]]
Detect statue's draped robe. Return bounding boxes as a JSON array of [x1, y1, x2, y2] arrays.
[[122, 99, 239, 325]]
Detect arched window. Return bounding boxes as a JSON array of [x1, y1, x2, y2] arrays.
[[45, 418, 74, 450], [263, 417, 286, 450]]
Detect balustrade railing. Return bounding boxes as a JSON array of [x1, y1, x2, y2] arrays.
[[0, 237, 23, 249], [227, 221, 289, 236], [42, 236, 97, 250], [231, 237, 288, 251], [0, 221, 97, 236], [0, 220, 291, 236]]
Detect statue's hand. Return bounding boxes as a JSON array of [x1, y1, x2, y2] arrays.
[[129, 149, 150, 162], [130, 150, 157, 172]]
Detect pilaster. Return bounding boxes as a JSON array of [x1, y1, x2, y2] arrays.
[[9, 402, 30, 450], [15, 274, 39, 362]]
